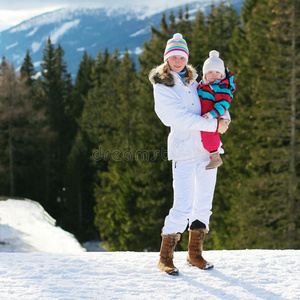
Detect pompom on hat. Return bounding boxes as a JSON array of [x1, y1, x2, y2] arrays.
[[202, 50, 225, 78], [164, 33, 189, 62]]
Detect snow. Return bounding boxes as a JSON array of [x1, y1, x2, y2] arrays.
[[0, 250, 299, 299], [134, 47, 143, 55], [5, 42, 18, 50], [8, 6, 157, 34], [0, 199, 84, 253], [50, 19, 80, 44], [130, 27, 151, 38], [0, 199, 299, 299], [26, 27, 39, 37], [9, 8, 78, 33], [31, 41, 44, 53], [30, 19, 80, 53], [6, 3, 194, 35], [104, 5, 164, 20]]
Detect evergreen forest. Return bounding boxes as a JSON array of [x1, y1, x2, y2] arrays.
[[0, 0, 299, 251]]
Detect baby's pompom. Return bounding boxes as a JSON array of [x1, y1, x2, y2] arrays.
[[209, 50, 219, 58]]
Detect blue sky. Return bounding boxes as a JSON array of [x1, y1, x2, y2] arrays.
[[0, 0, 199, 31]]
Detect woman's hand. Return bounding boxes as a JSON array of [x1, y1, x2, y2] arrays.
[[218, 119, 229, 134], [203, 112, 213, 120]]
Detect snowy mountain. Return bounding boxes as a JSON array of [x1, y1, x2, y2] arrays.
[[0, 198, 299, 299], [0, 1, 243, 78]]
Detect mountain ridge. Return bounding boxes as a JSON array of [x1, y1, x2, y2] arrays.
[[0, 1, 242, 77]]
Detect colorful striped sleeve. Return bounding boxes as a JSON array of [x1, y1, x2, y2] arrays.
[[209, 84, 235, 118]]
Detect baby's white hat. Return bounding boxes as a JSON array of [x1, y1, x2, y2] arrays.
[[202, 50, 225, 77]]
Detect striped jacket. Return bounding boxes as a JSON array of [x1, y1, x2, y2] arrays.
[[197, 68, 236, 118]]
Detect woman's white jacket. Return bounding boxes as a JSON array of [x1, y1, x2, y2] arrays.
[[149, 66, 219, 161]]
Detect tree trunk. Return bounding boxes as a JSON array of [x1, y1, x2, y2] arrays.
[[288, 5, 297, 248], [8, 77, 15, 196]]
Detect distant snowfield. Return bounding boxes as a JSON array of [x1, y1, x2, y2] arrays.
[[50, 19, 81, 44], [0, 199, 299, 299]]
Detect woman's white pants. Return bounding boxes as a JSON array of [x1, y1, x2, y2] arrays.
[[162, 156, 217, 234]]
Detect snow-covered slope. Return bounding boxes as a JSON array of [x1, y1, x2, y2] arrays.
[[0, 1, 243, 78], [0, 199, 85, 253], [0, 199, 299, 299], [0, 250, 299, 299]]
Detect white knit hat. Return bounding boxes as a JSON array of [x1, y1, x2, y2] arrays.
[[202, 50, 225, 78], [164, 33, 189, 62]]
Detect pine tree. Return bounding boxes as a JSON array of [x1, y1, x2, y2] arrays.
[[206, 0, 240, 62], [80, 49, 120, 245], [81, 48, 119, 148], [65, 130, 97, 241], [93, 49, 140, 250], [0, 62, 46, 198], [17, 51, 49, 201], [64, 51, 97, 241], [20, 50, 36, 86], [0, 56, 7, 69], [71, 51, 94, 122], [0, 63, 18, 195], [220, 0, 300, 249], [189, 9, 209, 70], [176, 5, 192, 43], [40, 38, 73, 219]]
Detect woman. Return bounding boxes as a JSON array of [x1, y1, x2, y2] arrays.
[[149, 33, 229, 275]]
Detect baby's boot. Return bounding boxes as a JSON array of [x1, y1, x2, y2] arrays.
[[205, 151, 223, 170]]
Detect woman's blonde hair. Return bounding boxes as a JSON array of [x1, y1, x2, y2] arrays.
[[156, 61, 197, 84]]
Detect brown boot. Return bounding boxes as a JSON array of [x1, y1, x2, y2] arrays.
[[158, 233, 181, 275], [205, 151, 223, 170], [187, 229, 213, 269]]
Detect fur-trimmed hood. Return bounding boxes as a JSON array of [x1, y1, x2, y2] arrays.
[[149, 64, 197, 87]]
